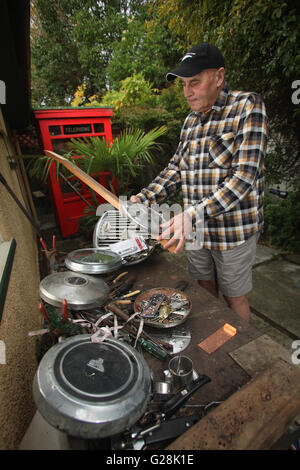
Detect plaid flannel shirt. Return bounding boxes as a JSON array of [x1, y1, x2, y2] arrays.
[[137, 82, 268, 250]]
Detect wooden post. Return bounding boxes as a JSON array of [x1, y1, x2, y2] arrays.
[[13, 130, 40, 228]]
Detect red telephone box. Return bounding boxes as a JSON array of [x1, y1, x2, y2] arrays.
[[33, 107, 117, 238]]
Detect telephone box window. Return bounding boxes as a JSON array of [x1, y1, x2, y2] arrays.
[[51, 138, 72, 155], [94, 123, 105, 133]]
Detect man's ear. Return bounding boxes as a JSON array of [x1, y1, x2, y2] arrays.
[[216, 67, 225, 87]]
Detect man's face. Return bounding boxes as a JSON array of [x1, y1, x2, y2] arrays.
[[181, 68, 224, 113]]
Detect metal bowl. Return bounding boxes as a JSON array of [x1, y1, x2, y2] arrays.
[[134, 287, 192, 329], [65, 248, 123, 275]]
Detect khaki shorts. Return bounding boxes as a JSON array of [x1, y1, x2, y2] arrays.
[[186, 233, 259, 297]]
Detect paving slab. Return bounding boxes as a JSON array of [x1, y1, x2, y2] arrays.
[[229, 334, 300, 376], [262, 326, 296, 351], [254, 244, 278, 267], [248, 260, 300, 338], [285, 253, 300, 266]]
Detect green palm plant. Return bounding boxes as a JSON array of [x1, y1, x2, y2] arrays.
[[64, 126, 167, 195], [27, 126, 167, 195], [25, 126, 167, 237]]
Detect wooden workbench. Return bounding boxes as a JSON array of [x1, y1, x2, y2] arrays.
[[123, 250, 300, 449], [125, 250, 261, 404]]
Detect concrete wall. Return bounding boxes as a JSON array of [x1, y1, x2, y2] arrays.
[[0, 110, 40, 449]]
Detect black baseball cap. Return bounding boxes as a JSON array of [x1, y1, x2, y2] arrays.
[[166, 43, 225, 81]]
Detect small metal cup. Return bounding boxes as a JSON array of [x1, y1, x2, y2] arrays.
[[168, 355, 194, 389], [153, 381, 171, 395]]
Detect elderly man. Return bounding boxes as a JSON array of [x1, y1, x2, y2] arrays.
[[130, 43, 268, 321]]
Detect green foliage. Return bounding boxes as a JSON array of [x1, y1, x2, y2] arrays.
[[71, 5, 129, 97], [31, 0, 85, 106], [106, 4, 181, 90], [45, 304, 84, 336], [31, 0, 145, 106], [107, 78, 190, 174], [21, 152, 73, 185], [25, 154, 53, 182], [73, 72, 190, 181], [78, 201, 100, 239], [31, 1, 181, 106], [23, 125, 167, 197], [217, 1, 300, 186], [61, 125, 167, 235], [35, 303, 85, 361], [21, 124, 168, 225], [100, 73, 157, 111], [263, 190, 300, 252], [64, 126, 167, 195], [152, 0, 300, 186], [265, 134, 300, 185], [30, 0, 300, 253]]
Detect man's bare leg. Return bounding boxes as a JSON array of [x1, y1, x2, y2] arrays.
[[223, 294, 250, 322], [198, 280, 218, 298], [198, 280, 250, 321]]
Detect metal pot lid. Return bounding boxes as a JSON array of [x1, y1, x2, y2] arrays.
[[65, 248, 123, 274], [39, 271, 109, 310], [33, 335, 152, 439]]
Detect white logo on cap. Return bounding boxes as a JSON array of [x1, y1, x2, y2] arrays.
[[182, 53, 196, 62]]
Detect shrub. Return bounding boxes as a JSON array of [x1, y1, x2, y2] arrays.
[[263, 190, 300, 252], [100, 72, 157, 111]]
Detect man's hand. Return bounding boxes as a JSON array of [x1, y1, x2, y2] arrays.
[[130, 195, 141, 204], [120, 195, 141, 216], [157, 212, 193, 254], [129, 196, 194, 254]]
